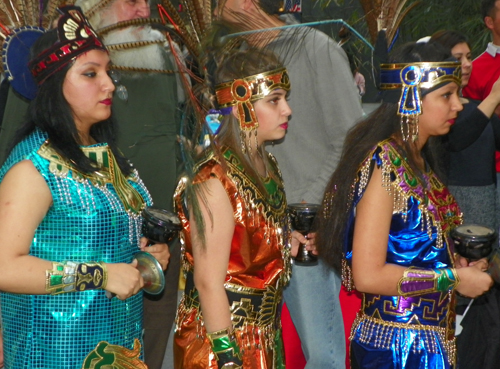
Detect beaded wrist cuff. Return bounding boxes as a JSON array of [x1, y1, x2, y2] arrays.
[[398, 266, 460, 297], [46, 261, 108, 294], [207, 327, 242, 369]]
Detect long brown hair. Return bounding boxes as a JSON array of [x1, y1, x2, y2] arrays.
[[188, 48, 286, 246]]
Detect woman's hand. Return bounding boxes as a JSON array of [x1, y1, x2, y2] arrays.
[[305, 232, 317, 255], [468, 257, 489, 270], [456, 262, 493, 298], [478, 75, 500, 117], [139, 237, 170, 271], [104, 260, 144, 300], [454, 254, 469, 268], [290, 231, 316, 257]]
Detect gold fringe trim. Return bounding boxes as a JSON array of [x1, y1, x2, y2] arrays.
[[110, 65, 176, 74], [106, 39, 164, 51], [350, 314, 456, 367]]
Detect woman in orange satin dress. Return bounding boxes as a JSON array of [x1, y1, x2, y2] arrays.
[[173, 49, 304, 369]]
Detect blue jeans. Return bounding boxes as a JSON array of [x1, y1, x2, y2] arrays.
[[283, 259, 345, 368]]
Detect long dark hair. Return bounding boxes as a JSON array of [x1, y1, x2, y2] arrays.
[[10, 29, 131, 176], [430, 30, 470, 52], [316, 41, 453, 272]]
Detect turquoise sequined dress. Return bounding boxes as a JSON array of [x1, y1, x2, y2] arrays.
[[0, 129, 151, 368], [341, 139, 462, 369]]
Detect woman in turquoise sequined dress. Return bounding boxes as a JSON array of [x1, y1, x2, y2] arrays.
[[0, 7, 169, 369], [317, 40, 493, 369]]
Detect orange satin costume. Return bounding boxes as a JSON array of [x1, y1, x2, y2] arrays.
[[173, 147, 291, 369]]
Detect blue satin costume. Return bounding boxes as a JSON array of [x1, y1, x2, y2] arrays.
[[0, 129, 151, 368], [343, 139, 462, 369]]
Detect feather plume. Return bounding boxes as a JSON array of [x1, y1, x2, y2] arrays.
[[43, 0, 60, 28], [180, 0, 202, 45], [26, 0, 36, 26], [8, 0, 22, 24], [190, 0, 209, 41], [385, 1, 420, 45], [359, 0, 420, 46], [159, 0, 200, 58], [203, 0, 212, 30], [20, 0, 31, 24], [160, 0, 189, 33], [0, 1, 16, 29], [0, 0, 68, 74]]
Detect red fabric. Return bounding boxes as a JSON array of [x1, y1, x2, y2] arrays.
[[339, 286, 362, 369], [462, 50, 500, 172], [282, 303, 306, 369], [281, 288, 362, 369]]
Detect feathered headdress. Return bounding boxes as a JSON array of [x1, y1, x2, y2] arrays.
[[358, 0, 421, 47], [0, 0, 76, 99], [156, 0, 294, 242]]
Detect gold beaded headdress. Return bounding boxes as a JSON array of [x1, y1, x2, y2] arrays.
[[215, 67, 290, 131], [379, 61, 461, 141]]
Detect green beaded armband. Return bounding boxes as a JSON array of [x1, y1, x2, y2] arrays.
[[46, 261, 108, 294], [207, 327, 242, 369]]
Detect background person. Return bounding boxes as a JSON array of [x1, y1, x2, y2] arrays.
[[431, 29, 500, 369], [0, 7, 169, 368], [463, 0, 500, 205]]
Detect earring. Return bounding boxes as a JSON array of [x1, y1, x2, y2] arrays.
[[108, 70, 128, 101], [411, 116, 419, 142], [240, 131, 247, 154], [400, 115, 410, 142], [246, 131, 253, 156], [400, 115, 419, 142]]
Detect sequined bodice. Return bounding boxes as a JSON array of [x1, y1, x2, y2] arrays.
[[0, 129, 151, 368], [176, 147, 291, 290], [345, 139, 461, 327]]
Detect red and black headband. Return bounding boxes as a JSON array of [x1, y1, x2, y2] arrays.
[[28, 6, 107, 86]]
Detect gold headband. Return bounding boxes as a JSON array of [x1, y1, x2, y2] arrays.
[[379, 61, 461, 116], [215, 67, 290, 131]]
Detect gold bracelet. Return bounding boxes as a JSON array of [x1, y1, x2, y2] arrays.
[[45, 261, 108, 294]]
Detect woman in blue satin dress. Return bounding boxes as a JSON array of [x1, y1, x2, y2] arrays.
[[317, 41, 493, 369]]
